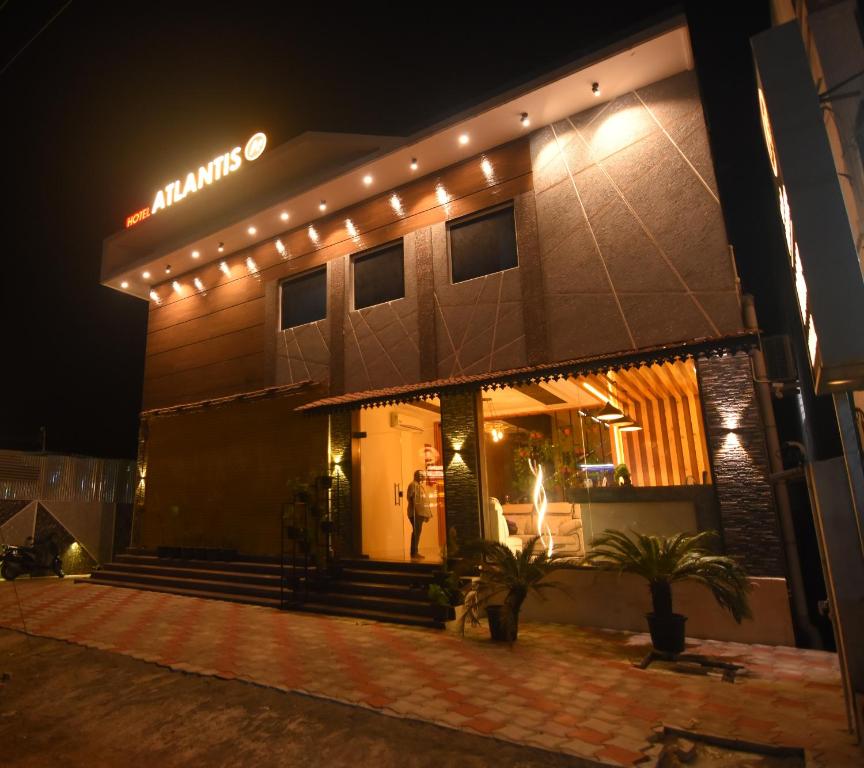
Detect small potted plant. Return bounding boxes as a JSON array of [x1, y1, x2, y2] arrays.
[[613, 463, 631, 486], [457, 536, 563, 642], [587, 530, 752, 654]]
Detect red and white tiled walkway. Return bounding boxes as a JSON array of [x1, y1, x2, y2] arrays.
[[0, 579, 859, 767]]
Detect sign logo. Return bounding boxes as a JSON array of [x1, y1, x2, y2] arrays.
[[244, 132, 267, 162], [124, 131, 267, 228]]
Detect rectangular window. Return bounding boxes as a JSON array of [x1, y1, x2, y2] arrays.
[[353, 240, 405, 310], [448, 204, 517, 283], [280, 267, 327, 330]]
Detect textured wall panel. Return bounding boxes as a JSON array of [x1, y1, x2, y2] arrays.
[[530, 70, 742, 364], [343, 237, 421, 393], [697, 353, 784, 576]]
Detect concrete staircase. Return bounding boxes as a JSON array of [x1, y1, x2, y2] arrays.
[[80, 552, 445, 628]]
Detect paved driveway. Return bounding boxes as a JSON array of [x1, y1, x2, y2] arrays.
[[0, 579, 859, 766]]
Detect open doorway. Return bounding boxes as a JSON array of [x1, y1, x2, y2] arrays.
[[357, 400, 444, 562]]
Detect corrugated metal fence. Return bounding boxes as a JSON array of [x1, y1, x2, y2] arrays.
[[0, 450, 135, 503]]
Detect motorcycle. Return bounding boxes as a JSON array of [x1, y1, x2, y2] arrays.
[[1, 537, 64, 581]]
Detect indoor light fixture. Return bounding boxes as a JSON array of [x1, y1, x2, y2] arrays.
[[149, 289, 160, 303], [319, 200, 327, 212], [458, 133, 470, 145], [390, 193, 403, 216], [308, 225, 319, 243], [172, 280, 182, 293], [247, 226, 257, 236], [362, 174, 373, 186], [592, 82, 601, 97], [345, 219, 358, 238], [275, 239, 287, 257], [246, 256, 258, 274], [520, 112, 530, 127], [194, 277, 204, 292], [164, 264, 172, 275], [596, 401, 625, 421], [219, 261, 230, 275], [191, 250, 200, 259], [619, 424, 643, 432], [435, 183, 451, 206], [280, 211, 289, 221], [120, 281, 129, 289], [142, 271, 151, 280], [410, 158, 418, 171], [217, 242, 224, 253]]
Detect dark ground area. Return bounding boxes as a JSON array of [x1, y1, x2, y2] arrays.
[[0, 629, 596, 767]]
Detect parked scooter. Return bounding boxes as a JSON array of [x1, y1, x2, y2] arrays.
[[1, 535, 64, 581]]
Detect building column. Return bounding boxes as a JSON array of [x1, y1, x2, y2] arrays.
[[696, 352, 785, 576], [328, 411, 354, 556], [440, 390, 485, 552]]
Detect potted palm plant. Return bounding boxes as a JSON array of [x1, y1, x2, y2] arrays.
[[457, 536, 563, 642], [587, 530, 752, 654]]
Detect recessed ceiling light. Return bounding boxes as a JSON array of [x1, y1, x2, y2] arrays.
[[247, 226, 257, 236], [142, 271, 151, 280], [362, 174, 373, 186], [410, 158, 418, 171], [592, 82, 601, 97], [191, 250, 200, 259], [280, 211, 289, 221], [217, 242, 224, 253], [165, 265, 172, 275], [319, 200, 327, 212], [458, 133, 469, 146], [520, 112, 530, 127], [120, 281, 129, 289]]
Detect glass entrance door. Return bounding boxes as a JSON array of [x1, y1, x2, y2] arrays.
[[359, 403, 443, 562]]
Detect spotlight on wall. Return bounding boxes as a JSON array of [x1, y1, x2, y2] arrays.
[[410, 158, 418, 171], [120, 281, 129, 289], [389, 193, 403, 216], [219, 261, 230, 275], [458, 133, 470, 146], [592, 82, 601, 97], [194, 277, 205, 292], [308, 225, 320, 244], [217, 242, 225, 253], [520, 112, 530, 127], [319, 200, 327, 212], [345, 219, 358, 238], [275, 239, 287, 258], [191, 250, 200, 259], [246, 256, 258, 274], [172, 280, 182, 294], [435, 183, 451, 207], [142, 271, 151, 280], [149, 289, 161, 303]]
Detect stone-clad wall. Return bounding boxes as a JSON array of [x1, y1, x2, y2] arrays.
[[328, 411, 354, 556], [697, 353, 785, 576], [440, 391, 485, 546]]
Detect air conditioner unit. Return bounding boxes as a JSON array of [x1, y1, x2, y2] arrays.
[[390, 411, 424, 433]]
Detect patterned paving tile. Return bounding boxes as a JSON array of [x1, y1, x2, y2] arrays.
[[0, 579, 861, 767]]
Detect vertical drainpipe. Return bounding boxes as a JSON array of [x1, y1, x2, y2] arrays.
[[743, 294, 822, 647]]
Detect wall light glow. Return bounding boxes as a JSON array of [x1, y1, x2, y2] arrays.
[[480, 156, 495, 183], [435, 183, 451, 206], [275, 239, 287, 258], [193, 277, 204, 292], [149, 290, 161, 304], [246, 256, 258, 274], [345, 219, 358, 238], [172, 281, 182, 294], [389, 193, 403, 216], [219, 261, 230, 275], [308, 225, 319, 244]]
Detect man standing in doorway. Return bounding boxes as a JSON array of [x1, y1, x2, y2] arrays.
[[407, 469, 433, 560]]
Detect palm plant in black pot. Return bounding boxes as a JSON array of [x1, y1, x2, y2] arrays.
[[587, 530, 752, 654], [457, 536, 564, 642]]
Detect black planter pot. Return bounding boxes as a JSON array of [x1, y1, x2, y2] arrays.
[[646, 612, 687, 654], [487, 605, 518, 642]]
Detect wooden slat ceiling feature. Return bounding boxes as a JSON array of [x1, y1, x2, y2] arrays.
[[542, 376, 604, 408]]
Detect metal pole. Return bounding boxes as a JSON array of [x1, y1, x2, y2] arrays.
[[742, 294, 822, 647]]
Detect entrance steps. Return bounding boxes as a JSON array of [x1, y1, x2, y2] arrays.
[[79, 552, 445, 628]]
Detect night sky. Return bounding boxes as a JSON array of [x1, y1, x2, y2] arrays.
[[2, 2, 786, 459]]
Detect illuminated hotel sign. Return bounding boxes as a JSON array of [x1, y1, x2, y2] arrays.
[[124, 131, 267, 228], [752, 24, 864, 394]]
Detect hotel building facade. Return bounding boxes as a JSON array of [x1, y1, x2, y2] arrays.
[[98, 16, 798, 644]]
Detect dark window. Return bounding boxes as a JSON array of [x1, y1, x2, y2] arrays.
[[353, 241, 405, 310], [280, 267, 327, 330], [449, 205, 517, 283]]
